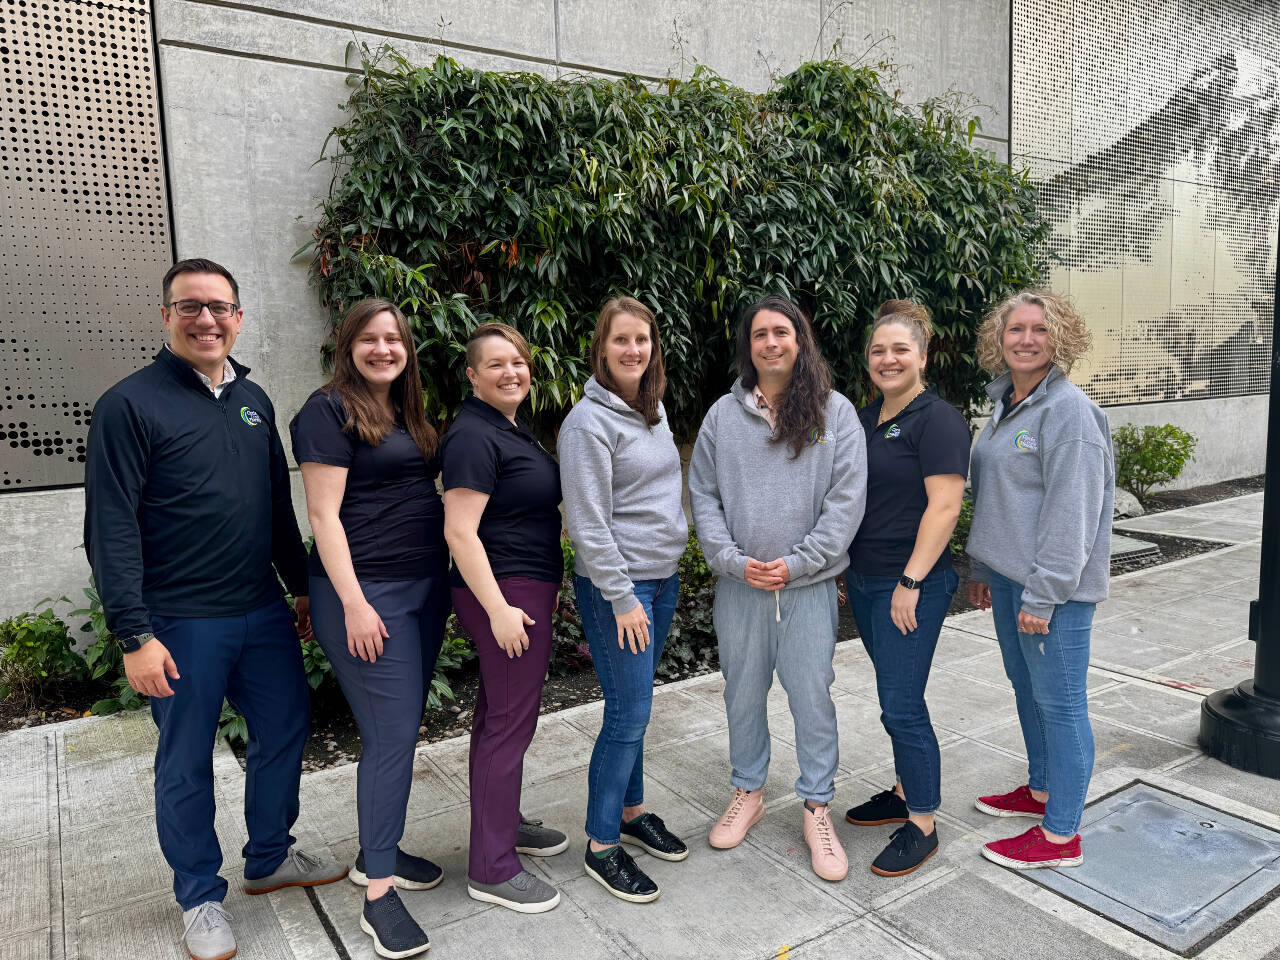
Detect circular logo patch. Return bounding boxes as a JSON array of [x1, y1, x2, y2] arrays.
[[240, 406, 263, 427]]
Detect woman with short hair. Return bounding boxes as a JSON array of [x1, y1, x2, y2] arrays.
[[441, 322, 568, 913], [292, 298, 446, 958], [559, 297, 690, 903], [966, 289, 1113, 869]]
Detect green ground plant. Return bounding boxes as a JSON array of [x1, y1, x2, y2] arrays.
[[303, 45, 1047, 437], [1113, 424, 1198, 502], [71, 584, 144, 715], [0, 601, 85, 702]]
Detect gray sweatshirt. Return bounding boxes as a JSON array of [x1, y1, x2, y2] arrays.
[[967, 366, 1114, 619], [688, 379, 866, 586], [558, 376, 689, 615]]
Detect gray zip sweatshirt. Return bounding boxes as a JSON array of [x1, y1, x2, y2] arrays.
[[558, 376, 689, 615], [967, 365, 1114, 619], [688, 379, 866, 586]]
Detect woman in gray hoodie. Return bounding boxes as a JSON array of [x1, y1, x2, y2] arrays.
[[966, 289, 1114, 871], [559, 297, 691, 903]]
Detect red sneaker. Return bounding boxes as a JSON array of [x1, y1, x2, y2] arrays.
[[982, 825, 1082, 869], [975, 785, 1046, 819]]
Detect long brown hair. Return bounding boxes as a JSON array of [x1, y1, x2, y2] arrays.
[[325, 298, 438, 459], [736, 295, 832, 458], [590, 296, 666, 427]]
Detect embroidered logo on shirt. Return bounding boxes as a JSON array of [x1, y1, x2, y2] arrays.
[[240, 406, 263, 427], [884, 424, 901, 439], [1014, 429, 1038, 451]]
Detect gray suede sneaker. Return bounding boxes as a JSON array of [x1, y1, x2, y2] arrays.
[[515, 815, 569, 856], [243, 846, 348, 894], [467, 869, 561, 913], [181, 901, 236, 960]]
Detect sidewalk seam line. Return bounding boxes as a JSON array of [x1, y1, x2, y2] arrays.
[[303, 886, 352, 960]]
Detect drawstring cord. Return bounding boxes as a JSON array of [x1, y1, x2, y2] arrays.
[[775, 590, 781, 623]]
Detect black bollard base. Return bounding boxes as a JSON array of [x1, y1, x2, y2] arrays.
[[1200, 680, 1280, 779]]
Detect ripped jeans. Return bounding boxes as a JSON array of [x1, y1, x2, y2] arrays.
[[986, 570, 1095, 836]]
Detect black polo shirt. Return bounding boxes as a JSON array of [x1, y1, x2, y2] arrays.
[[439, 395, 563, 587], [290, 388, 448, 582], [848, 386, 971, 577]]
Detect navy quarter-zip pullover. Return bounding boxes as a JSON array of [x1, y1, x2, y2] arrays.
[[84, 347, 309, 640]]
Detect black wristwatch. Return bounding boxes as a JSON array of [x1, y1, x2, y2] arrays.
[[898, 575, 921, 590], [118, 631, 154, 653]]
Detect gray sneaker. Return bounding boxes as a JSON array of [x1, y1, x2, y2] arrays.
[[182, 901, 236, 960], [243, 846, 348, 894], [467, 869, 561, 913], [515, 815, 569, 856]]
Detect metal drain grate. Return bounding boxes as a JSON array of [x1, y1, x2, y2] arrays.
[[1024, 782, 1280, 955]]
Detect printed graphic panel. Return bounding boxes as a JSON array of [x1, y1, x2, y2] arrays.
[[1012, 0, 1277, 404], [0, 0, 171, 490]]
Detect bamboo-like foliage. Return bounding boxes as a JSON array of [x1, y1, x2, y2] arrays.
[[302, 44, 1048, 437]]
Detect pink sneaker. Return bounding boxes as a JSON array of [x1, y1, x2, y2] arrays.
[[709, 788, 764, 849], [982, 825, 1083, 869], [802, 803, 848, 882], [975, 785, 1046, 819]]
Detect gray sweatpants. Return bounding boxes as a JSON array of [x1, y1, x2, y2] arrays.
[[713, 576, 841, 804]]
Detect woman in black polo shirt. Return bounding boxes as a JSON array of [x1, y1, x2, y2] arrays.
[[440, 322, 566, 915], [291, 298, 445, 959], [841, 300, 970, 878]]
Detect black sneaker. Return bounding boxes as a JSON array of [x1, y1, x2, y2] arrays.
[[360, 889, 430, 958], [583, 845, 660, 903], [619, 813, 689, 862], [350, 848, 444, 891], [845, 788, 909, 826], [870, 821, 938, 877]]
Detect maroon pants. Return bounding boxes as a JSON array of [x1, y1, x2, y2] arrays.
[[451, 576, 558, 884]]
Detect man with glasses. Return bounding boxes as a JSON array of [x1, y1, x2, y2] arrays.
[[85, 258, 346, 960]]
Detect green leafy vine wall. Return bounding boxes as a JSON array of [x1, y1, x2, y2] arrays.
[[303, 45, 1048, 437]]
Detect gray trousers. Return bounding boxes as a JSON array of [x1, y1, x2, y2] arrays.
[[714, 576, 841, 804], [310, 574, 450, 879]]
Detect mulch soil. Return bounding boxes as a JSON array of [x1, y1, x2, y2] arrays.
[[4, 474, 1264, 771]]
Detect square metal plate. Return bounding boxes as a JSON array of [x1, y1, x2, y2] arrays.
[[1025, 783, 1280, 955]]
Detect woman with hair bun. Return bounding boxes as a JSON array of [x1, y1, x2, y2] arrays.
[[841, 299, 970, 878], [966, 289, 1113, 870], [291, 298, 447, 958]]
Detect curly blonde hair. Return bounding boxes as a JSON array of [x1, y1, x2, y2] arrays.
[[975, 289, 1093, 375]]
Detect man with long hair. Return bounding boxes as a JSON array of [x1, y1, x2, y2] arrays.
[[84, 259, 347, 960], [689, 294, 866, 882]]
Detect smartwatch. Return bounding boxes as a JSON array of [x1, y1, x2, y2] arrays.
[[118, 631, 155, 653], [898, 575, 921, 590]]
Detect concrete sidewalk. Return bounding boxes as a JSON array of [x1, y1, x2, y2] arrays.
[[4, 495, 1277, 960]]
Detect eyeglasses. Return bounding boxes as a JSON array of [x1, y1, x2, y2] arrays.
[[166, 299, 239, 319]]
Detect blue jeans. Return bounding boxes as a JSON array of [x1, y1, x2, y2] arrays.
[[847, 567, 957, 815], [987, 569, 1095, 836], [576, 573, 680, 845]]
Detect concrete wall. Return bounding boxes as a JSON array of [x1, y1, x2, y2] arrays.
[[1102, 394, 1268, 491], [1, 0, 1013, 616]]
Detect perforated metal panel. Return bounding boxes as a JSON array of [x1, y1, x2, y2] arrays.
[[0, 0, 170, 490], [1011, 0, 1278, 406]]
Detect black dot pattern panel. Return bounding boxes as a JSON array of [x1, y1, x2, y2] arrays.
[[1012, 0, 1277, 406], [0, 0, 170, 490]]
